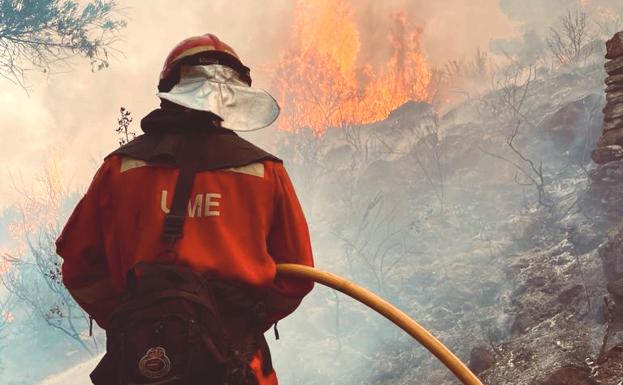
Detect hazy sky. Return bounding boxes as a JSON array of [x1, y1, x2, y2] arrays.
[[0, 0, 541, 208]]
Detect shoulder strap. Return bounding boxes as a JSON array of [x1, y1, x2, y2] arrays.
[[163, 167, 195, 248], [162, 134, 202, 252]]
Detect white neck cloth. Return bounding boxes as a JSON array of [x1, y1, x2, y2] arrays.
[[157, 64, 280, 132]]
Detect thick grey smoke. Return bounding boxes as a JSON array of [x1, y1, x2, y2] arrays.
[[500, 0, 623, 33], [1, 1, 622, 384], [0, 0, 527, 205], [500, 0, 580, 33], [352, 0, 517, 66]]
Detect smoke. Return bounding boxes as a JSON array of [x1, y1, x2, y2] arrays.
[[0, 0, 518, 206], [1, 1, 622, 384], [499, 0, 581, 34], [0, 0, 608, 207], [351, 0, 519, 66], [499, 0, 623, 33]]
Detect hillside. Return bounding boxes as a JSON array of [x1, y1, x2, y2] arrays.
[[32, 34, 623, 385]]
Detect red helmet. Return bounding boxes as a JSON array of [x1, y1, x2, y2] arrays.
[[158, 33, 251, 92]]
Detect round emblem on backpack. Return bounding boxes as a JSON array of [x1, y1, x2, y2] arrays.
[[138, 347, 171, 379]]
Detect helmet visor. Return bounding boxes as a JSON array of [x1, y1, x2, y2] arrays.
[[157, 65, 280, 132]]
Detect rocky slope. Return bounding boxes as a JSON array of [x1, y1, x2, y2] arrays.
[[266, 45, 619, 384]]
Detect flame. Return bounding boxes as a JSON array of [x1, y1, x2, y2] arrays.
[[275, 0, 431, 135]]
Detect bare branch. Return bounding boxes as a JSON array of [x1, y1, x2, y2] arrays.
[[546, 9, 592, 66]]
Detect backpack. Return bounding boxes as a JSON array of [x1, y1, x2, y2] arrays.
[[90, 262, 272, 385]]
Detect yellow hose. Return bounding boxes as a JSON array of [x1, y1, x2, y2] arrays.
[[276, 263, 483, 385]]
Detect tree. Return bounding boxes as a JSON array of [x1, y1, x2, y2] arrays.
[[479, 64, 555, 209], [546, 9, 592, 66], [1, 230, 97, 354], [0, 0, 126, 88], [1, 162, 99, 355]]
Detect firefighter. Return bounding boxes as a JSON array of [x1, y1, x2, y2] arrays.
[[56, 33, 314, 385]]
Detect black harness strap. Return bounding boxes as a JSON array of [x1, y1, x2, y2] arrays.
[[162, 134, 202, 254]]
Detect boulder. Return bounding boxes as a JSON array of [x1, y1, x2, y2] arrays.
[[604, 118, 623, 132], [606, 56, 623, 76], [557, 285, 583, 306], [605, 74, 623, 86], [387, 100, 434, 121], [584, 159, 623, 220], [591, 145, 623, 164], [468, 346, 495, 375], [603, 102, 623, 121], [540, 364, 591, 385], [511, 312, 538, 335], [606, 83, 623, 94], [607, 278, 623, 298], [597, 127, 623, 147], [542, 94, 602, 162], [607, 90, 623, 104], [606, 32, 623, 60]]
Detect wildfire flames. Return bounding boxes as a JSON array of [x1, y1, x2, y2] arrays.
[[275, 0, 431, 135]]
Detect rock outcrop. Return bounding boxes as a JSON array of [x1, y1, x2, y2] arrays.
[[592, 32, 623, 164]]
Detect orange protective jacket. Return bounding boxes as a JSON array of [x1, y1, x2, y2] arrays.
[[56, 122, 314, 384]]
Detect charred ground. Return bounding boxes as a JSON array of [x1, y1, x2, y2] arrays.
[[268, 33, 623, 385]]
